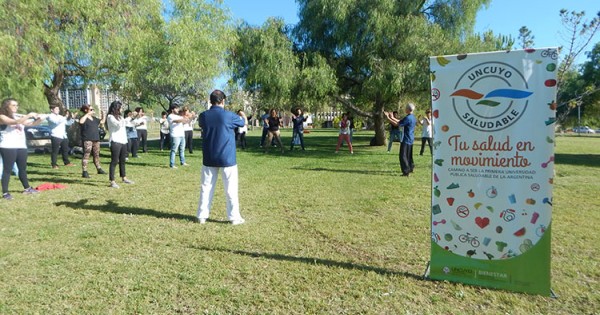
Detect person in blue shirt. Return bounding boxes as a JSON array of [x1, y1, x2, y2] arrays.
[[196, 90, 246, 225], [290, 107, 307, 151], [385, 103, 416, 176]]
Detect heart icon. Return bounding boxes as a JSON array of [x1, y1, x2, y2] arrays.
[[475, 217, 490, 229]]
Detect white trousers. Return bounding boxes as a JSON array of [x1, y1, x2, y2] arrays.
[[196, 165, 242, 221]]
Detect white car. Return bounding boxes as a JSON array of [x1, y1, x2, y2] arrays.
[[572, 126, 595, 134]]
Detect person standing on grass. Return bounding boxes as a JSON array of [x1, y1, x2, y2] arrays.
[[335, 113, 353, 154], [386, 103, 416, 176], [181, 106, 197, 154], [106, 101, 134, 188], [167, 104, 190, 168], [259, 109, 270, 147], [47, 105, 75, 169], [264, 109, 284, 153], [196, 90, 246, 225], [133, 107, 148, 153], [387, 111, 403, 153], [159, 111, 170, 151], [124, 109, 140, 158], [78, 104, 106, 178], [418, 109, 433, 156], [290, 108, 306, 151], [0, 98, 46, 200], [236, 109, 248, 150]]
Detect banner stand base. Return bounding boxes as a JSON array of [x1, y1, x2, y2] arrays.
[[422, 261, 430, 280], [551, 289, 558, 299]]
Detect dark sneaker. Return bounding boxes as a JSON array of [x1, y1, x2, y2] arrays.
[[97, 169, 106, 175], [22, 187, 39, 194], [82, 171, 90, 178], [2, 193, 12, 200]]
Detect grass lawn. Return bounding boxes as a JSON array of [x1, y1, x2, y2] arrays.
[[1, 129, 598, 314]]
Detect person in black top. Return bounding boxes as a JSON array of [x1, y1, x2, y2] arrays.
[[264, 109, 284, 153], [79, 104, 106, 178]]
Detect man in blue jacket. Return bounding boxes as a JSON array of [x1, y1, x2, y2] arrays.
[[196, 90, 246, 225]]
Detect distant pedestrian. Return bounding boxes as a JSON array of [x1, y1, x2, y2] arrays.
[[259, 109, 269, 147], [167, 104, 190, 168], [134, 107, 148, 153], [181, 106, 197, 154], [290, 108, 306, 151], [78, 104, 106, 178], [387, 111, 402, 153], [419, 109, 433, 156], [106, 101, 134, 188], [196, 90, 246, 225], [335, 113, 353, 154], [47, 105, 75, 169], [124, 109, 140, 158], [159, 111, 170, 151], [236, 109, 248, 149], [386, 103, 416, 176], [0, 98, 46, 200], [264, 109, 284, 153]]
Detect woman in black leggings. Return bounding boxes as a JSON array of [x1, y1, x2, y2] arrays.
[[0, 98, 46, 200]]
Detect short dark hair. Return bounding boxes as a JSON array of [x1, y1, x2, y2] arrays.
[[168, 104, 179, 113], [210, 90, 226, 105]]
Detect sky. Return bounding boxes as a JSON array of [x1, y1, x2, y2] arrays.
[[221, 0, 599, 65]]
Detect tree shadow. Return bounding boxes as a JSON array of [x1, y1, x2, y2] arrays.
[[190, 245, 423, 280], [555, 153, 600, 168], [55, 198, 197, 222], [290, 166, 395, 176]]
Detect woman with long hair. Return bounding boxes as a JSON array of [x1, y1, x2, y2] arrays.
[[79, 104, 106, 178], [335, 113, 353, 154], [106, 101, 134, 188], [0, 98, 46, 200], [264, 109, 284, 153]]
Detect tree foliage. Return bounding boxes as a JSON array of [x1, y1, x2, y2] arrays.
[[124, 0, 232, 110], [0, 0, 162, 111], [292, 0, 498, 144]]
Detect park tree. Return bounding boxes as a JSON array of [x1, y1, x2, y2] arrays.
[[518, 26, 535, 49], [0, 0, 163, 112], [293, 0, 502, 145], [229, 18, 299, 110], [550, 9, 600, 125], [123, 0, 232, 111]]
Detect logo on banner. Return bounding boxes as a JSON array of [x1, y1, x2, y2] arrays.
[[451, 62, 532, 132]]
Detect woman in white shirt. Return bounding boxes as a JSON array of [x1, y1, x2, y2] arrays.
[[418, 109, 433, 156], [106, 101, 134, 188], [0, 98, 46, 200]]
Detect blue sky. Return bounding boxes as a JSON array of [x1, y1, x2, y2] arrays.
[[222, 0, 599, 64]]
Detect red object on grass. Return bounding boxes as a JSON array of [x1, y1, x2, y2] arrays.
[[35, 183, 67, 191]]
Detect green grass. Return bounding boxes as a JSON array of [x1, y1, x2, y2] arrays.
[[1, 129, 599, 314]]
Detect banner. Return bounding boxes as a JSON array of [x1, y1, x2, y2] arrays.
[[428, 49, 557, 295]]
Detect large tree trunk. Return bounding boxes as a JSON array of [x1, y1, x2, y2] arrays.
[[371, 101, 386, 146], [43, 70, 65, 112]]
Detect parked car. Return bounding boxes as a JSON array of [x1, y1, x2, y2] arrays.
[[572, 126, 596, 134], [25, 122, 52, 153]]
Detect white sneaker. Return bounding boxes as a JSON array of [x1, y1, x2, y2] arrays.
[[110, 182, 120, 188], [231, 218, 245, 225]]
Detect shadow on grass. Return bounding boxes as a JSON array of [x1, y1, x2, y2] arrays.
[[555, 153, 600, 167], [55, 198, 197, 222], [290, 166, 395, 176], [191, 245, 422, 280]]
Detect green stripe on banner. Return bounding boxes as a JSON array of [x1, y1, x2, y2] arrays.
[[429, 224, 552, 295]]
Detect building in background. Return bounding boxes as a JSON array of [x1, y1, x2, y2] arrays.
[[60, 84, 120, 113]]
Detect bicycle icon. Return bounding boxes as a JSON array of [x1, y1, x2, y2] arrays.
[[500, 209, 516, 222], [458, 232, 480, 247], [541, 49, 558, 60], [536, 225, 546, 237]]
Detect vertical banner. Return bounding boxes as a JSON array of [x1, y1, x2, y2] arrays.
[[428, 49, 557, 295]]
